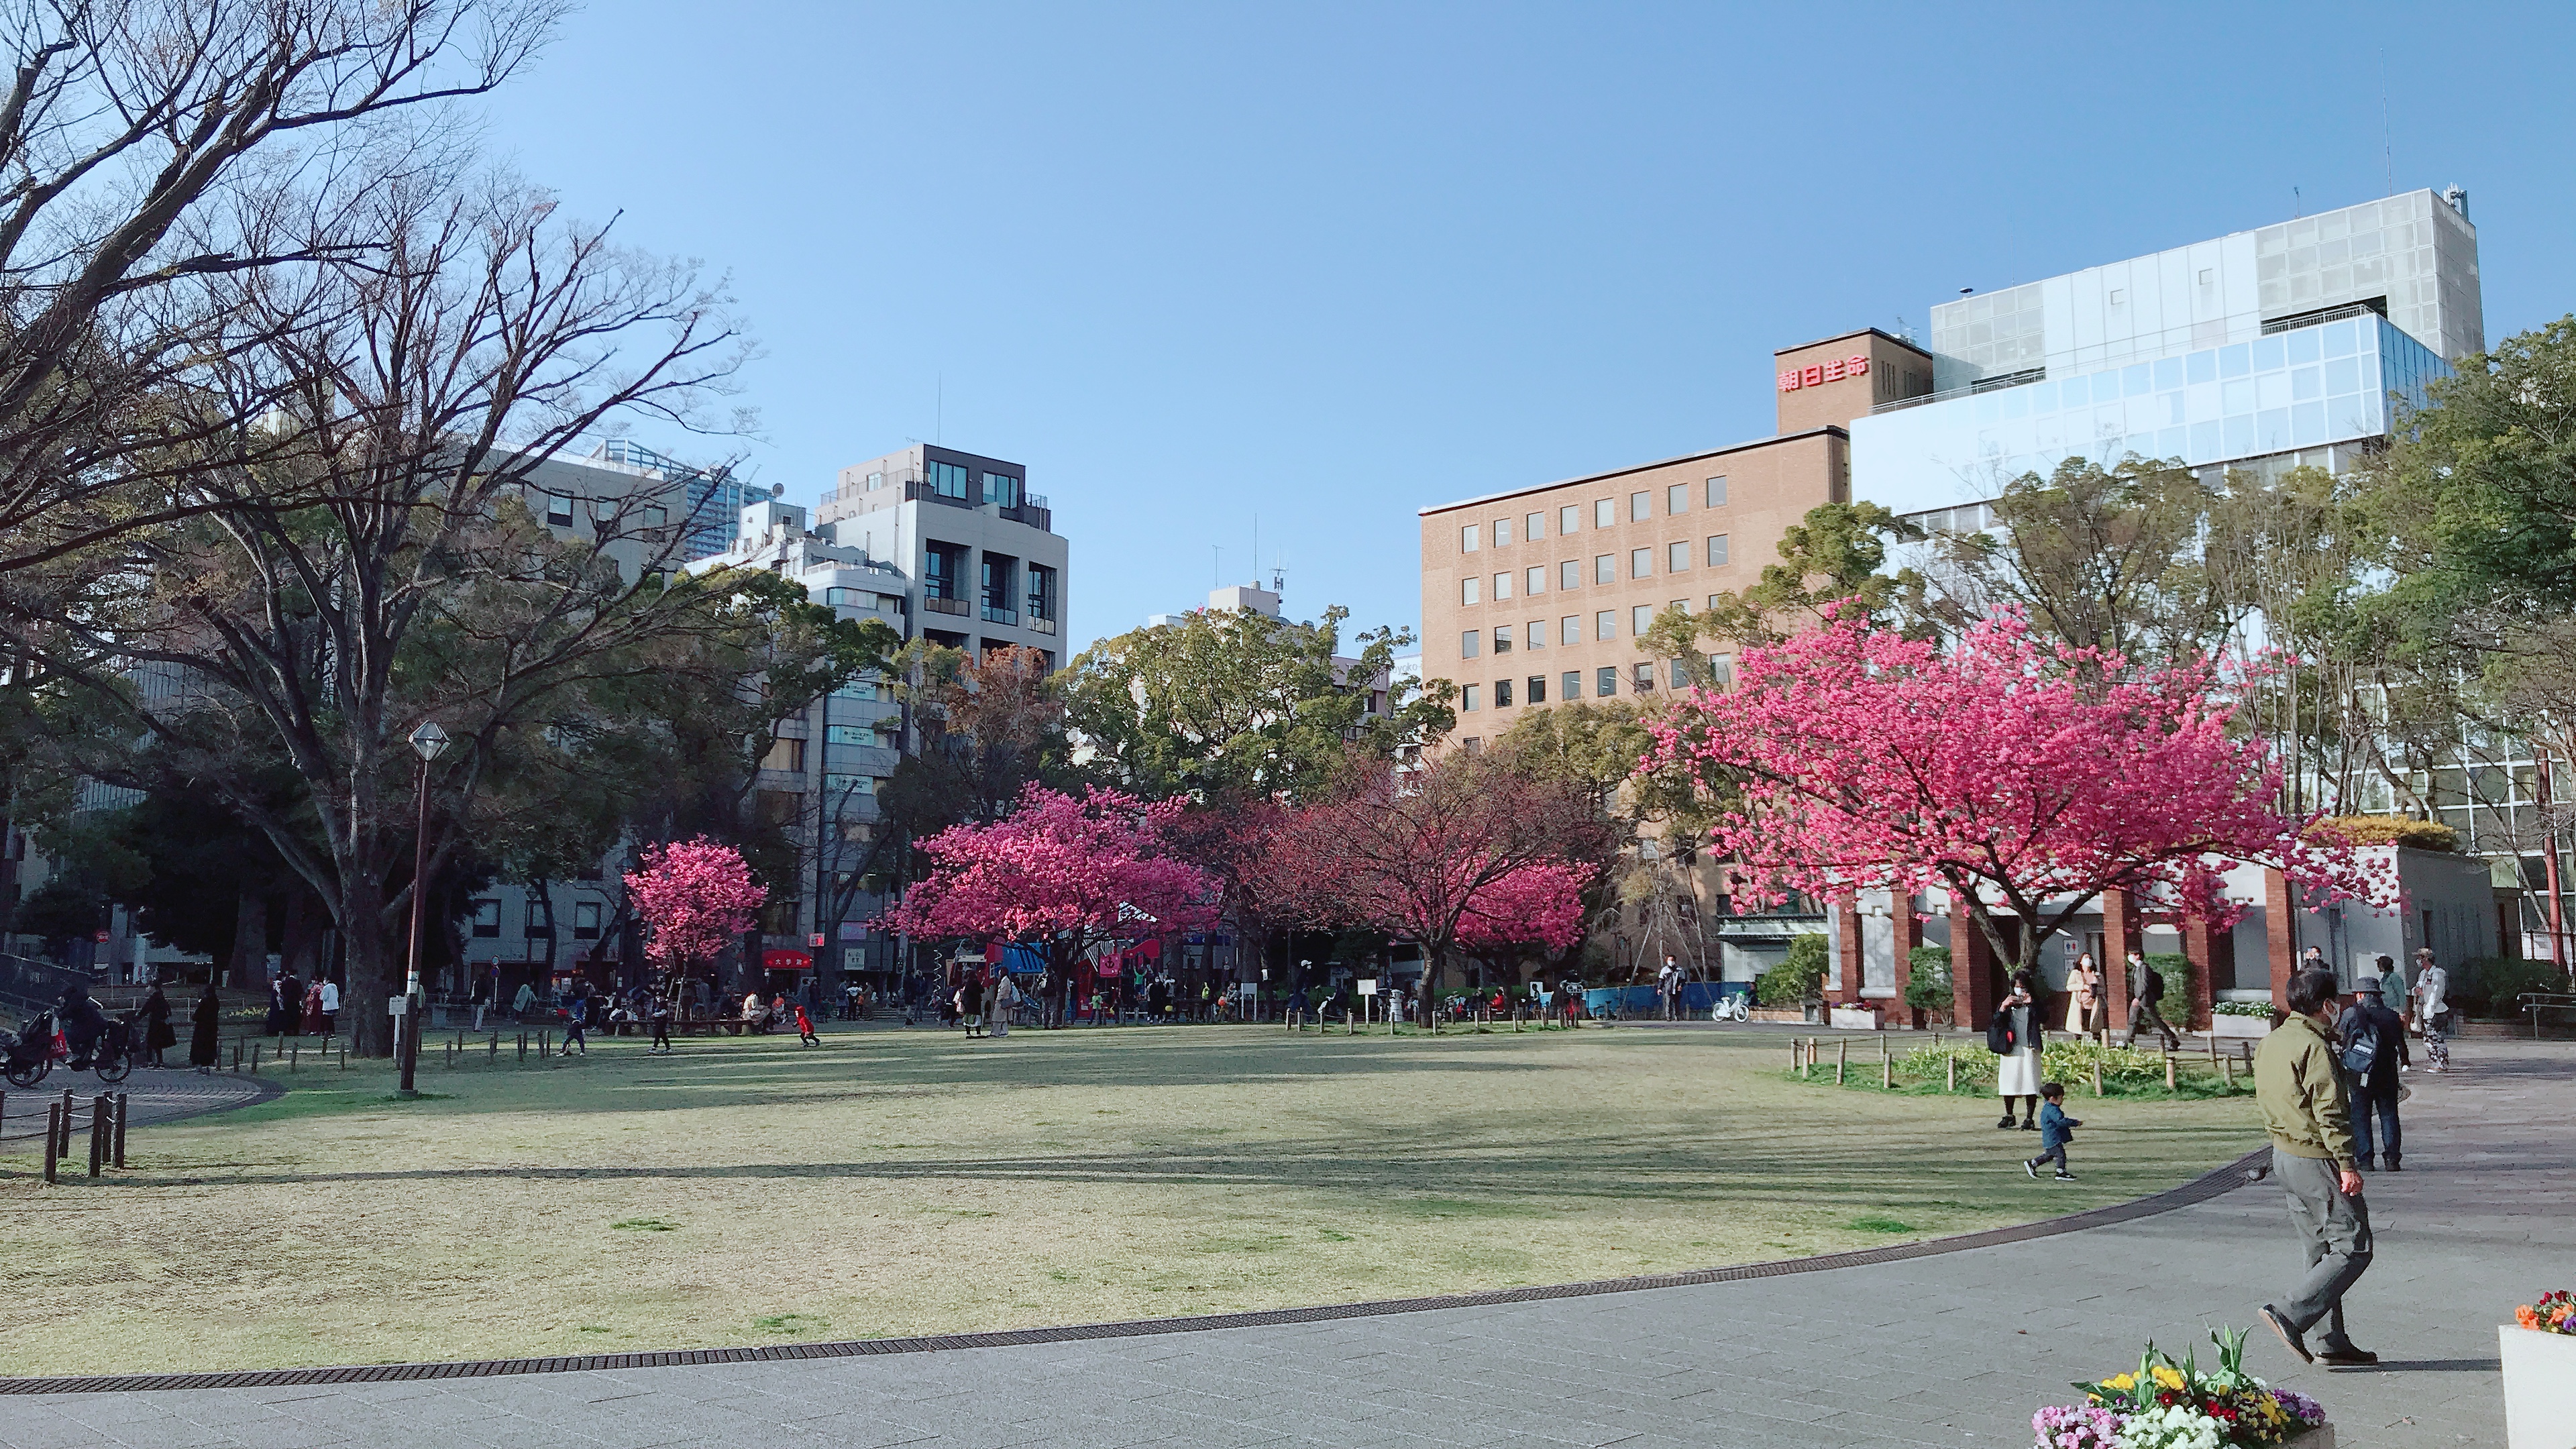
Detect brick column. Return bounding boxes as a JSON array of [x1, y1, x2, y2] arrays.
[[2180, 918, 2219, 1032], [1951, 894, 2000, 1030], [1835, 897, 1866, 1006], [2102, 888, 2141, 1031], [2264, 867, 2298, 1012]]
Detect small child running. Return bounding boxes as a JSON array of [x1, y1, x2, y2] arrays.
[[794, 1003, 820, 1047], [2023, 1081, 2082, 1181]]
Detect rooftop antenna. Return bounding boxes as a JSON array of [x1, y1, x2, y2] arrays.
[[1271, 566, 1285, 595], [1212, 545, 1221, 589], [2292, 185, 2301, 218], [1252, 511, 1259, 586]]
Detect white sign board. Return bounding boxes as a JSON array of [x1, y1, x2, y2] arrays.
[[1357, 979, 1379, 996], [1236, 982, 1257, 997], [387, 996, 409, 1016]]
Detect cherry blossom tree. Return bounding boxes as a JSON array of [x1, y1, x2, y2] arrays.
[[1255, 751, 1613, 1018], [877, 784, 1220, 979], [625, 837, 767, 978], [1643, 606, 2394, 985]]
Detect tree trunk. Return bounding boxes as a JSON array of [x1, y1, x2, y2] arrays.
[[228, 889, 270, 991], [338, 869, 396, 1057]]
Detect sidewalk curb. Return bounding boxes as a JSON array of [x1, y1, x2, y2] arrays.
[[0, 1146, 2271, 1395]]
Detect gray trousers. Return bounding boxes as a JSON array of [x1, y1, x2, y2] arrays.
[[2274, 1148, 2372, 1348], [2124, 1000, 2180, 1049]]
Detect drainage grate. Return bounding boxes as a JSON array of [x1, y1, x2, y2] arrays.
[[1, 1148, 2270, 1395]]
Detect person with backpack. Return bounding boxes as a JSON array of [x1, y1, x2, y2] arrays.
[[2121, 950, 2180, 1051], [1990, 969, 2045, 1130], [2338, 975, 2409, 1171]]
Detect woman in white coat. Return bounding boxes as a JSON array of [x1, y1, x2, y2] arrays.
[[1994, 969, 2046, 1130]]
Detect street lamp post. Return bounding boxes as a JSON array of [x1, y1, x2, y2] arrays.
[[397, 720, 449, 1097]]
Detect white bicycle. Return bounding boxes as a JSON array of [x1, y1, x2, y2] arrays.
[[1711, 994, 1750, 1023]]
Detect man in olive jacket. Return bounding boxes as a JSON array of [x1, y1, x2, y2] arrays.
[[2256, 967, 2376, 1366]]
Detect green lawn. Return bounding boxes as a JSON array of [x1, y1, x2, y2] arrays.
[[0, 1020, 2261, 1375]]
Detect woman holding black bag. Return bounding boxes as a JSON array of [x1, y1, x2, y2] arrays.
[[1991, 969, 2046, 1130]]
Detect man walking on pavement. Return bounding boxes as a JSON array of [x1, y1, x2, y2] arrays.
[[2121, 950, 2180, 1051], [2257, 967, 2377, 1367], [2338, 973, 2409, 1171]]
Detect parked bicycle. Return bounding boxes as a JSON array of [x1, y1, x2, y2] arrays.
[[1711, 993, 1751, 1023]]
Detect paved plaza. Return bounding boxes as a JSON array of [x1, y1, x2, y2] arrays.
[[0, 1069, 267, 1146], [5, 1037, 2561, 1448]]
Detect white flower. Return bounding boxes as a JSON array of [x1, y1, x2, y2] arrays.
[[2113, 1404, 2225, 1449]]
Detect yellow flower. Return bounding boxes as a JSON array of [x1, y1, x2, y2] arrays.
[[2104, 1373, 2138, 1391], [2151, 1365, 2186, 1391]]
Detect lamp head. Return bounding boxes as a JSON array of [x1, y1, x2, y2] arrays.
[[409, 720, 450, 762]]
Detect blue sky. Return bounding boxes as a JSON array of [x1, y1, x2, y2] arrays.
[[480, 3, 2576, 653]]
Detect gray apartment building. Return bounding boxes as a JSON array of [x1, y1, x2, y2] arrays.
[[815, 445, 1069, 666]]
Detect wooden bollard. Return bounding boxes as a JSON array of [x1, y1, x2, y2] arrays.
[[2221, 1055, 2235, 1089], [113, 1093, 127, 1168], [1790, 1038, 1801, 1075], [57, 1088, 73, 1155], [2092, 1058, 2104, 1097], [43, 1102, 60, 1184], [488, 1034, 498, 1062], [1882, 1037, 1893, 1089], [2164, 1053, 2178, 1090], [517, 1033, 527, 1062], [1835, 1037, 1847, 1085], [289, 1044, 298, 1072], [87, 1095, 105, 1177], [1945, 1053, 1957, 1093], [250, 1043, 262, 1073]]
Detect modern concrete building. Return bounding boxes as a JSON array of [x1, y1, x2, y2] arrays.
[[816, 445, 1068, 667]]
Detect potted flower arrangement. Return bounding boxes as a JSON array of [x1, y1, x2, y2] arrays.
[[2502, 1289, 2576, 1448], [2034, 1329, 2330, 1448]]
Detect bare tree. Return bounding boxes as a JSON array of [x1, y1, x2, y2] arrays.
[[42, 171, 746, 1053], [0, 0, 561, 579]]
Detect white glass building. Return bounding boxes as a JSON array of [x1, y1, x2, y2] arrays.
[[1851, 187, 2478, 519]]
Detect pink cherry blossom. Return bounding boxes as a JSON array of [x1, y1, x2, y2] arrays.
[[877, 784, 1220, 965], [625, 837, 768, 970], [1642, 606, 2394, 966]]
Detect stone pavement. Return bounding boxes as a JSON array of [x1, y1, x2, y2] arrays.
[[5, 1041, 2565, 1449], [0, 1067, 268, 1144]]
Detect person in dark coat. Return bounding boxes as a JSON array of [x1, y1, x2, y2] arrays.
[[142, 980, 176, 1066], [2338, 975, 2410, 1171], [57, 984, 109, 1068], [189, 985, 223, 1070]]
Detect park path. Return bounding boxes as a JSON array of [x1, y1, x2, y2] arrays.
[[3, 1041, 2565, 1449], [0, 1067, 268, 1145]]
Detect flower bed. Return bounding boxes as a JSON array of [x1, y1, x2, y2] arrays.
[[2035, 1330, 2327, 1448], [2514, 1289, 2575, 1334]]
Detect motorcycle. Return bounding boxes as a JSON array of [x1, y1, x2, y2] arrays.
[[3, 1010, 66, 1087]]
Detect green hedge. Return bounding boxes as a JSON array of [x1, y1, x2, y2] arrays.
[[1758, 932, 1829, 1006], [2452, 956, 2570, 1016], [2143, 952, 2192, 1008], [1905, 946, 1953, 1016]]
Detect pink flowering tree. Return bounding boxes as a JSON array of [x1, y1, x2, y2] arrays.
[[878, 784, 1221, 978], [1251, 752, 1614, 1018], [1642, 607, 2393, 983], [625, 838, 768, 980]]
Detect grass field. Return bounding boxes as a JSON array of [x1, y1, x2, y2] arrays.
[[0, 1020, 2262, 1375]]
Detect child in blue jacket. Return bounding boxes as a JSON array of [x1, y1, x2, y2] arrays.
[[2023, 1081, 2082, 1181]]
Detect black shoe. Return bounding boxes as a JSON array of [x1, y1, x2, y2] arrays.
[[2384, 1158, 2401, 1172], [2020, 1119, 2039, 1130], [1996, 1115, 2017, 1128], [2053, 1171, 2077, 1181], [2355, 1155, 2375, 1171], [2260, 1305, 2312, 1364], [2025, 1159, 2041, 1179], [2316, 1344, 2378, 1367]]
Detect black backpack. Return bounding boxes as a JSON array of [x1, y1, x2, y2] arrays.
[[1986, 1004, 2018, 1055], [2339, 1013, 2381, 1075]]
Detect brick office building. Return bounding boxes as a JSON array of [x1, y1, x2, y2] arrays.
[[1417, 329, 1932, 750]]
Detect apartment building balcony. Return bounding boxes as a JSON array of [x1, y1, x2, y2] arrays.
[[1025, 616, 1057, 636], [999, 500, 1052, 531], [981, 602, 1017, 625], [922, 595, 970, 617]]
